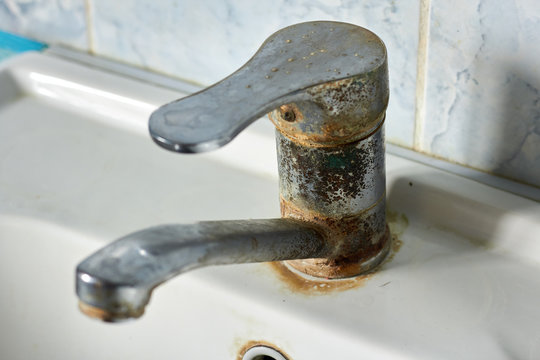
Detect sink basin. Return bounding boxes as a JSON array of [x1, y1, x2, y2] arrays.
[[1, 51, 539, 359]]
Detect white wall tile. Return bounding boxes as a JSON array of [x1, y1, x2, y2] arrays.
[[424, 0, 540, 186], [91, 0, 420, 147], [3, 0, 539, 187], [0, 0, 88, 50]]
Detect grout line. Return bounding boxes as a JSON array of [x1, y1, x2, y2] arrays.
[[84, 0, 95, 54], [413, 0, 432, 152]]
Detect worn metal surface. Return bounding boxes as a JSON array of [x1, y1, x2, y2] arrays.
[[268, 73, 388, 147], [76, 219, 328, 322], [281, 198, 389, 278], [276, 125, 386, 215], [147, 21, 390, 278], [267, 211, 407, 294], [149, 21, 387, 153], [76, 21, 391, 322], [276, 124, 389, 278], [147, 21, 389, 278]]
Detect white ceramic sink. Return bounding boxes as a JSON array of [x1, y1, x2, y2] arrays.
[[1, 51, 539, 360]]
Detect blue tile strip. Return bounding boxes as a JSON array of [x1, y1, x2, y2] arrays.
[[0, 31, 47, 61]]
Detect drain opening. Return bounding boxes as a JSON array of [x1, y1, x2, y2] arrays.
[[241, 345, 288, 360]]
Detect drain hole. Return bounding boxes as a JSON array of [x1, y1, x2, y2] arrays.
[[241, 345, 288, 360]]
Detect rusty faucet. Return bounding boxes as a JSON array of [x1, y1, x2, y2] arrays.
[[76, 21, 390, 322]]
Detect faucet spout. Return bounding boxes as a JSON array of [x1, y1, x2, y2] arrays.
[[76, 219, 326, 322]]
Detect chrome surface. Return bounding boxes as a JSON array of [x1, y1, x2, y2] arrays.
[[149, 21, 387, 153], [76, 21, 390, 320], [77, 219, 326, 321]]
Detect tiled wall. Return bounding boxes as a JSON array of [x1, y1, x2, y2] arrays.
[[1, 0, 539, 188], [424, 0, 540, 188]]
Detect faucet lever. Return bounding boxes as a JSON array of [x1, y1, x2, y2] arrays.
[[149, 21, 388, 153]]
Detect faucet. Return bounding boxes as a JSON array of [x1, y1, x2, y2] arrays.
[[76, 21, 390, 322]]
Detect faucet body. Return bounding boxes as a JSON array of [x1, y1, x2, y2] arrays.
[[76, 21, 390, 321], [276, 128, 388, 278]]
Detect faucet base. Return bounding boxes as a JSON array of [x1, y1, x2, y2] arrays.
[[280, 192, 390, 279], [285, 226, 390, 279], [275, 113, 389, 279]]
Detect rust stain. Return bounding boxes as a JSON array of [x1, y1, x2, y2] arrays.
[[78, 301, 144, 322], [379, 210, 406, 264], [236, 340, 291, 360], [275, 129, 385, 216], [267, 210, 408, 295], [274, 123, 388, 279], [278, 104, 303, 123], [279, 195, 388, 278], [285, 229, 389, 279], [268, 66, 388, 148], [268, 261, 374, 295]]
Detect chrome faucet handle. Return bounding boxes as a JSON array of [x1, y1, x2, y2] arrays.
[[76, 22, 391, 322], [149, 21, 388, 153]]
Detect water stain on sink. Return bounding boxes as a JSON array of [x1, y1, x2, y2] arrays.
[[433, 223, 494, 250], [387, 209, 409, 237], [385, 209, 408, 262], [268, 210, 408, 295]]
